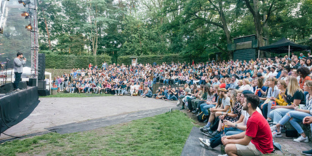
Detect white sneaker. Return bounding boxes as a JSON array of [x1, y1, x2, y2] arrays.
[[218, 154, 228, 156], [294, 135, 309, 143], [270, 125, 277, 132], [177, 101, 180, 104], [199, 142, 212, 149], [272, 131, 282, 138], [271, 125, 281, 132], [199, 137, 210, 147]]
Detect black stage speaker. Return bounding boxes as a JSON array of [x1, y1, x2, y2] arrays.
[[28, 78, 37, 86], [38, 53, 46, 80], [18, 82, 27, 89], [0, 83, 13, 93], [38, 80, 46, 90], [38, 89, 50, 96]]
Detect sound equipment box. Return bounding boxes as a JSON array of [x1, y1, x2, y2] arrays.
[[28, 78, 37, 86], [38, 89, 50, 96]]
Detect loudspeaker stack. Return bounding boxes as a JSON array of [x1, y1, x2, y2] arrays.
[[37, 53, 49, 96], [38, 53, 45, 80]]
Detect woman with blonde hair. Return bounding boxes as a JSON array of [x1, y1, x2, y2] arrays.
[[236, 80, 243, 89], [271, 80, 312, 142], [262, 80, 288, 119], [238, 79, 251, 91], [268, 76, 305, 124]]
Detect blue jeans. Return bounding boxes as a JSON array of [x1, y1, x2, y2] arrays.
[[139, 90, 143, 95], [88, 87, 93, 93], [70, 87, 75, 93], [153, 78, 157, 84], [14, 72, 22, 89], [200, 104, 215, 115], [168, 95, 177, 100], [226, 129, 243, 136], [209, 127, 243, 148], [146, 93, 153, 98], [199, 80, 205, 85], [121, 89, 127, 95], [84, 87, 89, 93], [279, 111, 312, 134], [117, 89, 122, 95], [164, 79, 169, 84], [268, 108, 293, 124], [261, 101, 273, 119]]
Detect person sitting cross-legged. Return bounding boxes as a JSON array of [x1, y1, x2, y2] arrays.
[[220, 94, 273, 156]]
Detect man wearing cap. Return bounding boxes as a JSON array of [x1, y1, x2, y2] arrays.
[[13, 52, 26, 91]]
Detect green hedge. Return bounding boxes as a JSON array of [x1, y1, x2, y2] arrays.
[[45, 54, 211, 69], [117, 54, 196, 65], [45, 54, 112, 69]]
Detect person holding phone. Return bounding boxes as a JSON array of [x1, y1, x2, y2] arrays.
[[13, 52, 26, 91]]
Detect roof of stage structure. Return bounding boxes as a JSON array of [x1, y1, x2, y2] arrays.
[[259, 38, 310, 53]]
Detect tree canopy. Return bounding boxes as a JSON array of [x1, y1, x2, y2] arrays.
[[37, 0, 312, 62]]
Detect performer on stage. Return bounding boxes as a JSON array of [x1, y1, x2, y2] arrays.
[[13, 52, 26, 91]]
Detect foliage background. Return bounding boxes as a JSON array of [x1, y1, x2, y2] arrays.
[[38, 0, 312, 65], [45, 54, 111, 69]]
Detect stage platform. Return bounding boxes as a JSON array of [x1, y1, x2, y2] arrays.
[[0, 87, 40, 133]]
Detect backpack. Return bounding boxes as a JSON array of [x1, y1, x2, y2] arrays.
[[197, 111, 209, 122]]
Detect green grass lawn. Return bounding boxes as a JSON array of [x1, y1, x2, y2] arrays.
[[0, 111, 195, 156], [41, 92, 113, 98]]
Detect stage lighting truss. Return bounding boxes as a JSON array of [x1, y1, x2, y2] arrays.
[[25, 24, 32, 31], [18, 0, 30, 7]]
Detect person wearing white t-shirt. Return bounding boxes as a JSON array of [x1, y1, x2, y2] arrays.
[[130, 83, 135, 96]]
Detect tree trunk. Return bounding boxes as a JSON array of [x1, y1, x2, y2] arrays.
[[42, 9, 52, 50], [218, 1, 233, 59]]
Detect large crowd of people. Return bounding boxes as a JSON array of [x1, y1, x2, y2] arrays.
[[51, 52, 312, 156]]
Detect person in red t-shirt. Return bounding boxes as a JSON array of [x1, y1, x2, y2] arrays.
[[221, 94, 273, 156]]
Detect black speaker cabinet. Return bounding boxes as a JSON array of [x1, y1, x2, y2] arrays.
[[38, 80, 46, 90], [28, 78, 37, 86], [38, 53, 46, 80]]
